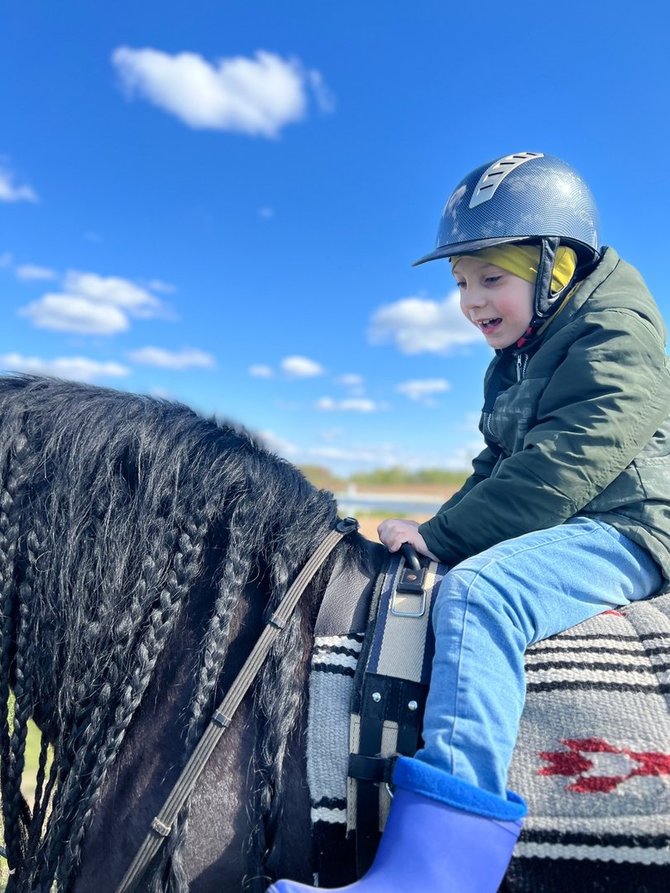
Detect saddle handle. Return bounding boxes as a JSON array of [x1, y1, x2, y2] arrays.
[[400, 543, 422, 572]]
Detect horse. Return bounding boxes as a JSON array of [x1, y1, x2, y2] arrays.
[[0, 374, 668, 893]]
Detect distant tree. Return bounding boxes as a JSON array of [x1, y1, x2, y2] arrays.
[[349, 467, 468, 488], [298, 465, 345, 491], [413, 468, 469, 486]]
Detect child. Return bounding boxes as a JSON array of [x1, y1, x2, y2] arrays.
[[269, 152, 670, 892]]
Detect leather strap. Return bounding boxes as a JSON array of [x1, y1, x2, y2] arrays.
[[115, 518, 358, 893], [347, 553, 445, 875]]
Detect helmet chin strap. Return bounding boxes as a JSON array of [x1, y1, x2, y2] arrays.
[[515, 236, 579, 351], [533, 237, 561, 318]]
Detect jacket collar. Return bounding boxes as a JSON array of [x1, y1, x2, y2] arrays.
[[545, 246, 619, 331], [498, 248, 620, 357]]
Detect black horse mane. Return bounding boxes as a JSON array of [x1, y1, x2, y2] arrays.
[[0, 374, 350, 891]]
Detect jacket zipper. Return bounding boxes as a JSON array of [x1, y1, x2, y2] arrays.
[[515, 352, 528, 382]]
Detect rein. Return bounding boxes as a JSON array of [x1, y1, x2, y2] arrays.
[[115, 517, 359, 893]]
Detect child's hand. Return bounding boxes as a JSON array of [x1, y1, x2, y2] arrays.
[[377, 518, 440, 562]]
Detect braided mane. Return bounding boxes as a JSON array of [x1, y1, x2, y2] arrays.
[[0, 375, 341, 891]]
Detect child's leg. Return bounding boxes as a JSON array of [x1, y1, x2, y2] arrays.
[[268, 520, 661, 893], [415, 517, 662, 797]]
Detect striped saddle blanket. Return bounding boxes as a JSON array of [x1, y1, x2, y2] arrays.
[[306, 560, 670, 892]]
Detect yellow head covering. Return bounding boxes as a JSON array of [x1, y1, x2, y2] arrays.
[[451, 244, 577, 294]]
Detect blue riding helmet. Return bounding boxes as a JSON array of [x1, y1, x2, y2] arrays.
[[413, 152, 602, 319]]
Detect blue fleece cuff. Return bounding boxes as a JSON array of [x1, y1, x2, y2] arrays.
[[393, 756, 527, 821]]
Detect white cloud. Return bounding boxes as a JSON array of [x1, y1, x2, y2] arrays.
[[127, 346, 216, 370], [316, 396, 384, 413], [147, 278, 176, 294], [319, 427, 345, 441], [147, 386, 175, 399], [254, 428, 480, 476], [0, 165, 38, 203], [19, 294, 129, 335], [112, 47, 332, 138], [257, 429, 299, 457], [18, 270, 168, 335], [336, 372, 365, 397], [396, 378, 451, 405], [249, 363, 274, 378], [0, 352, 129, 382], [306, 69, 336, 113], [63, 270, 162, 316], [15, 264, 58, 281], [369, 289, 479, 354], [281, 355, 325, 377], [337, 373, 364, 387], [307, 444, 398, 465]]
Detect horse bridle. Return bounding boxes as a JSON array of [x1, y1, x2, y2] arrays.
[[114, 517, 359, 893]]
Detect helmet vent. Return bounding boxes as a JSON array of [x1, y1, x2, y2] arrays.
[[469, 152, 544, 208]]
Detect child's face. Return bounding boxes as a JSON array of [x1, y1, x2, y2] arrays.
[[453, 256, 534, 349]]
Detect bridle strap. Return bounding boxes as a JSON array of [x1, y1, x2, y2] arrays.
[[115, 517, 359, 893]]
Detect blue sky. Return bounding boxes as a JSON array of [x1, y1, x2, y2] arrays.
[[2, 1, 669, 476]]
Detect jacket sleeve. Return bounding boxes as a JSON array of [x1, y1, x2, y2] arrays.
[[419, 309, 670, 565]]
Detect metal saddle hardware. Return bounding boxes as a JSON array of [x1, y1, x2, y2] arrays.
[[391, 544, 427, 617]]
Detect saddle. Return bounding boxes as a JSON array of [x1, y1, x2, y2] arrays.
[[307, 543, 445, 884], [306, 541, 670, 891]]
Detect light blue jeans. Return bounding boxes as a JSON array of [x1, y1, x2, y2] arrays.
[[415, 517, 662, 797]]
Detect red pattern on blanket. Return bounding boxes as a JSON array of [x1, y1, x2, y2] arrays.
[[540, 737, 670, 793]]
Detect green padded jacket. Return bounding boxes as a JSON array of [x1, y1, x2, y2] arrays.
[[419, 247, 670, 588]]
